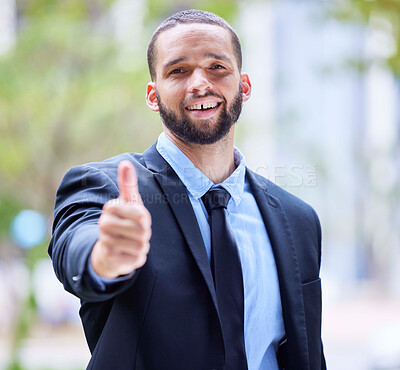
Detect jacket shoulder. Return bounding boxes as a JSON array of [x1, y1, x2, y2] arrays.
[[247, 168, 317, 217], [58, 153, 146, 193]]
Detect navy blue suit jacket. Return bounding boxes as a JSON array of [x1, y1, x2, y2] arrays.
[[49, 143, 326, 369]]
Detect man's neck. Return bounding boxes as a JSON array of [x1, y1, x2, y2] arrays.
[[163, 128, 236, 184]]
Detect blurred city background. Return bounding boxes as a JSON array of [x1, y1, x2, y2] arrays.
[[0, 0, 399, 369]]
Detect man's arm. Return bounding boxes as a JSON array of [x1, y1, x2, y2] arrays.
[[49, 160, 151, 302]]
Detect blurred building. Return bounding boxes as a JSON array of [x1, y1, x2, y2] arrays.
[[239, 0, 400, 296], [238, 2, 400, 368]]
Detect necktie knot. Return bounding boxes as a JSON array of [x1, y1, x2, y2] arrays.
[[202, 188, 231, 213]]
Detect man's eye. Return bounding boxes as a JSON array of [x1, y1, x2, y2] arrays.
[[170, 68, 185, 75], [211, 64, 225, 70]]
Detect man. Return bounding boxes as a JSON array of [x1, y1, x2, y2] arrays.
[[49, 9, 326, 370]]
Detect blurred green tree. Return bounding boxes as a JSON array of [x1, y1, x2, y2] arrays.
[[331, 0, 400, 77], [0, 0, 239, 225], [1, 0, 152, 222], [1, 2, 238, 368]]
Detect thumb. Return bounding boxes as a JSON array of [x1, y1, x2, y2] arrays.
[[117, 161, 142, 204]]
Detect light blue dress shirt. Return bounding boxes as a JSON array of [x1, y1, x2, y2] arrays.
[[156, 133, 285, 370]]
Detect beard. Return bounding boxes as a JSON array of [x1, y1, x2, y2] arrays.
[[156, 85, 243, 145]]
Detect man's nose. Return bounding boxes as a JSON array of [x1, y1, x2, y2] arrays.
[[188, 69, 212, 94]]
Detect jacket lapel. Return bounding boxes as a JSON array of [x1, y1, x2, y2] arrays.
[[142, 144, 218, 311], [246, 169, 310, 369]]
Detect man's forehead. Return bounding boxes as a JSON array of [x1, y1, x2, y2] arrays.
[[155, 23, 233, 61]]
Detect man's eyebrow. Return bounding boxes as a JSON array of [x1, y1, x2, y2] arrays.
[[205, 53, 231, 62], [163, 57, 187, 69], [162, 54, 232, 70]]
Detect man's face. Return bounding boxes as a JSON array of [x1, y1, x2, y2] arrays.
[[146, 23, 251, 145]]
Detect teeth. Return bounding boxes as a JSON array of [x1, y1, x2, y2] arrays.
[[187, 102, 218, 110]]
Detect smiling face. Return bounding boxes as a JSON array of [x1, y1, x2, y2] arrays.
[[146, 23, 251, 145]]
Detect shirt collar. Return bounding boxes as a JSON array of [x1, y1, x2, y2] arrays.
[[156, 132, 246, 205]]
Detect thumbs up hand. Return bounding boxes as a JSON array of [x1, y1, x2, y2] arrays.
[[91, 161, 152, 279]]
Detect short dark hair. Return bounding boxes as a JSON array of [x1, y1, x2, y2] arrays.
[[147, 9, 242, 81]]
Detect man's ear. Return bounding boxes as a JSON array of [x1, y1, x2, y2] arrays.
[[146, 82, 159, 112], [240, 74, 251, 103]]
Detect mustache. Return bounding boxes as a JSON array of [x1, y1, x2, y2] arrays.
[[180, 91, 226, 108]]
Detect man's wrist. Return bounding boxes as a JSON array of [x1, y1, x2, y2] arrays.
[[86, 252, 136, 293]]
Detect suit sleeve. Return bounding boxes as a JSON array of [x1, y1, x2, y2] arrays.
[[48, 164, 139, 302]]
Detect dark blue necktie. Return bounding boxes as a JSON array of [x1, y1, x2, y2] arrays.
[[202, 188, 248, 370]]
